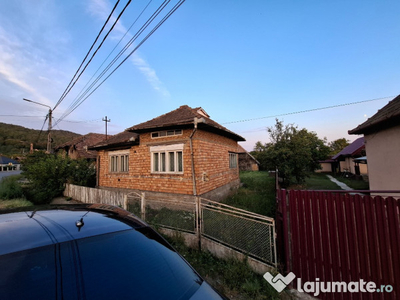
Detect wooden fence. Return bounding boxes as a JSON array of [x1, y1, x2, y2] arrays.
[[276, 189, 400, 300]]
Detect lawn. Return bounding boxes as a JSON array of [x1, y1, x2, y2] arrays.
[[222, 171, 276, 217], [299, 173, 370, 190]]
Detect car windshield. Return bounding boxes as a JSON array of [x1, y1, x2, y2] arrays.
[[0, 228, 202, 300]]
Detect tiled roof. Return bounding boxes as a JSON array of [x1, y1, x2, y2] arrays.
[[332, 137, 364, 160], [90, 131, 139, 150], [349, 95, 400, 134], [127, 105, 245, 141], [0, 156, 20, 165], [56, 133, 108, 159]]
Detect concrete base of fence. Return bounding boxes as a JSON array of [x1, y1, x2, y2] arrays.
[[159, 227, 275, 276], [157, 228, 199, 249], [201, 237, 275, 275]]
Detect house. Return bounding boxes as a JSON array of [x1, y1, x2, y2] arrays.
[[90, 105, 245, 201], [331, 137, 367, 175], [237, 145, 259, 171], [0, 156, 20, 171], [56, 133, 107, 160], [316, 137, 367, 176], [349, 95, 400, 192]]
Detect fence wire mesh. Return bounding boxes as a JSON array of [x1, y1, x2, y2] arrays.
[[126, 193, 196, 233], [201, 199, 276, 265], [126, 193, 276, 266]]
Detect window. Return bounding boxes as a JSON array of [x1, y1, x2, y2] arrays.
[[150, 144, 184, 174], [151, 129, 182, 139], [229, 152, 238, 169], [109, 151, 129, 173]]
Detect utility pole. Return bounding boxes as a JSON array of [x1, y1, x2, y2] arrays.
[[23, 98, 53, 153], [102, 116, 111, 139]]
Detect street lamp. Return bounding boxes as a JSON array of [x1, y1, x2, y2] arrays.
[[23, 98, 53, 153]]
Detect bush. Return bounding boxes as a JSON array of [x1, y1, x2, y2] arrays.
[[22, 152, 96, 205], [0, 175, 25, 200]]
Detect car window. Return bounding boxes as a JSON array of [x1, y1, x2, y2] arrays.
[[0, 245, 57, 300], [0, 228, 202, 300]]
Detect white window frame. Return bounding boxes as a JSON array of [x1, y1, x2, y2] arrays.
[[151, 129, 183, 139], [229, 152, 238, 169], [109, 150, 129, 173], [150, 144, 184, 174]]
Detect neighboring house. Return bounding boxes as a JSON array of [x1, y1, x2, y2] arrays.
[[90, 105, 245, 201], [56, 133, 108, 160], [331, 137, 367, 175], [316, 137, 367, 175], [349, 95, 400, 192], [237, 145, 259, 171], [0, 156, 20, 171]]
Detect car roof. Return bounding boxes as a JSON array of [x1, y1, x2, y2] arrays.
[[0, 204, 147, 255]]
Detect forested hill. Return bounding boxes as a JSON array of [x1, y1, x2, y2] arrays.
[[0, 122, 81, 157]]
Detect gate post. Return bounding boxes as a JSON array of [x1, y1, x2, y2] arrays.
[[141, 192, 146, 221], [195, 196, 202, 250]]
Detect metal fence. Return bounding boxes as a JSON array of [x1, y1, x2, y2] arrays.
[[64, 184, 277, 267], [126, 192, 197, 234], [125, 192, 276, 266], [200, 198, 276, 265]]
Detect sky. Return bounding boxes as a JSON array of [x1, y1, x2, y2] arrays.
[[0, 0, 399, 151]]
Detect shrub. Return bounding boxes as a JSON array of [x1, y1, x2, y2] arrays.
[[0, 175, 24, 200], [22, 152, 96, 205]]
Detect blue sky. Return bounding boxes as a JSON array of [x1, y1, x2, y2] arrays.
[[0, 0, 399, 151]]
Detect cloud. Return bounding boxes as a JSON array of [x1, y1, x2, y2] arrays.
[[87, 0, 170, 98]]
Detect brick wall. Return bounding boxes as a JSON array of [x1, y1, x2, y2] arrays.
[[97, 128, 240, 198]]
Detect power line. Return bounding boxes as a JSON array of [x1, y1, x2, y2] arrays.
[[53, 0, 122, 111], [54, 0, 186, 127], [222, 96, 395, 125]]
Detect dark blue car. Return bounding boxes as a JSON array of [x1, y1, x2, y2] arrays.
[[0, 204, 226, 299]]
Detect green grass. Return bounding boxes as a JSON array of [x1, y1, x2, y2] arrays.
[[0, 198, 33, 210], [301, 173, 370, 190], [334, 176, 370, 190], [302, 173, 342, 190], [223, 171, 276, 217], [165, 233, 279, 300]]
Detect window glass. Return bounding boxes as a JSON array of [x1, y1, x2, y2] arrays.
[[160, 153, 166, 172], [0, 245, 57, 299], [169, 152, 175, 172], [153, 153, 159, 172], [72, 230, 201, 299], [178, 151, 183, 172]]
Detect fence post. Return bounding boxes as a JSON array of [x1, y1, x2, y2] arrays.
[[196, 196, 202, 250], [123, 194, 128, 210], [141, 192, 146, 221], [281, 189, 290, 275]]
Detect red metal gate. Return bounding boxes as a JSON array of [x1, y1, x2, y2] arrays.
[[276, 189, 400, 300]]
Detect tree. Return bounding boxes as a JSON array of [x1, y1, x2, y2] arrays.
[[256, 119, 330, 187], [328, 138, 349, 156]]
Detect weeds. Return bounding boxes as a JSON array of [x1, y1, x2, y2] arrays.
[[223, 172, 276, 217], [0, 175, 25, 200], [165, 234, 279, 300]]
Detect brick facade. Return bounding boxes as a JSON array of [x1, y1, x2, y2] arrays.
[[97, 128, 240, 198]]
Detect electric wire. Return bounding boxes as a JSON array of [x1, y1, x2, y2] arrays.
[[53, 0, 121, 111], [56, 0, 171, 123], [57, 0, 132, 114], [222, 96, 395, 125], [72, 0, 153, 107], [54, 0, 185, 127]]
